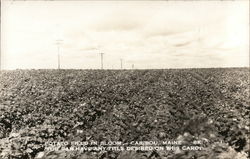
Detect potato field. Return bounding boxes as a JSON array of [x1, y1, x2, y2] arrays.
[[0, 68, 249, 159]]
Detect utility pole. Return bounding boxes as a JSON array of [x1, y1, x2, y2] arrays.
[[198, 28, 201, 43], [56, 39, 63, 69], [197, 27, 201, 54], [120, 59, 122, 69], [100, 53, 104, 69], [132, 64, 134, 69]]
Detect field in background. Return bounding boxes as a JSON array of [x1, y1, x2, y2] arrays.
[[0, 68, 249, 159]]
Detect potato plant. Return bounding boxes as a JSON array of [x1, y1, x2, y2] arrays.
[[0, 68, 249, 159]]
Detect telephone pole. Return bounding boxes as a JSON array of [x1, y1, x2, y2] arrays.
[[100, 53, 104, 69], [197, 28, 201, 54], [56, 39, 63, 69], [120, 59, 123, 69]]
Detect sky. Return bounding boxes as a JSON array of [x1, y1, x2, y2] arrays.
[[1, 0, 249, 69]]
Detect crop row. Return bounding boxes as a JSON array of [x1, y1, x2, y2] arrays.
[[0, 68, 249, 158]]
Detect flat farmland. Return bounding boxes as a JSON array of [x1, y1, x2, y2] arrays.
[[0, 68, 249, 159]]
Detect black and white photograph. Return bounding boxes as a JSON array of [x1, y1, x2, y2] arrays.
[[0, 0, 249, 158]]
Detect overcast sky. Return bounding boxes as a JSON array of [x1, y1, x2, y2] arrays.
[[1, 1, 249, 69]]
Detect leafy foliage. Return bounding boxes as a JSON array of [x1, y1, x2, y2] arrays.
[[0, 68, 249, 158]]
